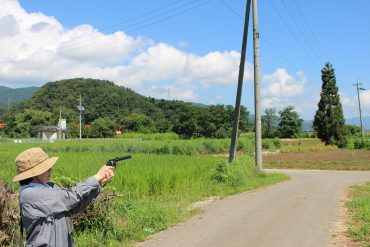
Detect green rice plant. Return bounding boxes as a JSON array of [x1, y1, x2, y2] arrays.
[[346, 182, 370, 246], [115, 132, 179, 141]]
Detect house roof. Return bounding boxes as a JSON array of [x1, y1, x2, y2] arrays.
[[39, 126, 59, 132]]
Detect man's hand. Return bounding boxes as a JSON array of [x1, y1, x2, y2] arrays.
[[94, 165, 115, 186]]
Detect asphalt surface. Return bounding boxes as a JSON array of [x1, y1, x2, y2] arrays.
[[136, 169, 370, 247]]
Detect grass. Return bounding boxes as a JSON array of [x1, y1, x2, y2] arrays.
[[346, 182, 370, 247], [0, 139, 287, 246]]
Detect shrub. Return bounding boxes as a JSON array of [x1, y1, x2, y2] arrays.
[[214, 127, 229, 139], [273, 138, 281, 149], [172, 145, 185, 155], [211, 160, 230, 183], [354, 139, 370, 150]]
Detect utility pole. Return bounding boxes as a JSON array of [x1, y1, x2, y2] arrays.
[[77, 93, 84, 140], [353, 81, 365, 142], [59, 108, 62, 140], [252, 0, 263, 170], [229, 0, 252, 163]]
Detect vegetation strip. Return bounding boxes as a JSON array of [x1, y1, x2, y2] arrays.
[[346, 182, 370, 247]]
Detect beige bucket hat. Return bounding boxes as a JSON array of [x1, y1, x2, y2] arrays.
[[13, 147, 59, 182]]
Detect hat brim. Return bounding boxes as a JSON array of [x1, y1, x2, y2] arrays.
[[13, 157, 59, 182]]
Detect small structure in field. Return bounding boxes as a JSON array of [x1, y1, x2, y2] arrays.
[[38, 119, 67, 140]]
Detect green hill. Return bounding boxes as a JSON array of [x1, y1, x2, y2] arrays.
[[0, 78, 251, 138], [29, 78, 160, 123], [0, 86, 38, 109]]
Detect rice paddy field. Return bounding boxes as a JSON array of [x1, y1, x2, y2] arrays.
[[263, 138, 370, 171], [0, 136, 287, 246]]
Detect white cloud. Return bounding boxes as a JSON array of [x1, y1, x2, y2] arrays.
[[0, 0, 251, 102], [341, 90, 370, 118], [260, 68, 321, 119], [360, 90, 370, 108], [58, 25, 149, 65], [262, 68, 306, 98], [183, 51, 252, 86], [141, 84, 197, 102]]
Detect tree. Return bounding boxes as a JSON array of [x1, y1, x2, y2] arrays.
[[239, 106, 252, 132], [14, 109, 54, 137], [172, 104, 201, 138], [121, 113, 155, 133], [277, 105, 303, 138], [87, 117, 116, 138], [313, 63, 347, 147], [262, 108, 278, 138]]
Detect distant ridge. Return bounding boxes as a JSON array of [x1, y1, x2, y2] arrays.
[[0, 86, 39, 108], [249, 115, 370, 132], [301, 117, 370, 131], [345, 116, 370, 131]]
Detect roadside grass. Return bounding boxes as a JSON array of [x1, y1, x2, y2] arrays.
[[0, 140, 287, 247], [346, 182, 370, 247]]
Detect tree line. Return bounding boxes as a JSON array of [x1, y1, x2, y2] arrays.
[[0, 78, 307, 139], [0, 78, 253, 139], [0, 63, 365, 149]]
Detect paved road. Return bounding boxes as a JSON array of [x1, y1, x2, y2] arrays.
[[136, 169, 370, 247]]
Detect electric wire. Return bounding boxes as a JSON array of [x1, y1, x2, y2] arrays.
[[293, 0, 330, 62], [0, 0, 189, 56], [96, 0, 196, 33], [0, 0, 215, 62], [266, 0, 321, 69], [219, 0, 300, 72], [291, 1, 345, 83], [280, 0, 324, 65], [54, 0, 215, 55]]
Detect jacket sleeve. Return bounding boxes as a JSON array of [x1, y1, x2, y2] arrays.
[[21, 176, 102, 220]]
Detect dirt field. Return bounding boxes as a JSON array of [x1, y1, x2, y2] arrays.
[[263, 149, 370, 171]]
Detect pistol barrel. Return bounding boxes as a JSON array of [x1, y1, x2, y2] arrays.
[[115, 155, 132, 161]]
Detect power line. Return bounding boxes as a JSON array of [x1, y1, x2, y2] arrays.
[[0, 0, 214, 59], [219, 0, 300, 72], [266, 0, 321, 69], [220, 0, 243, 19], [98, 0, 195, 32], [293, 0, 330, 62], [259, 34, 300, 71], [280, 0, 324, 65], [124, 0, 215, 34]]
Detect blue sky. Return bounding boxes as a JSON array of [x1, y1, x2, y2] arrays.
[[0, 0, 369, 120]]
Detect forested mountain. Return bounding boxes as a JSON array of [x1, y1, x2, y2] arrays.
[[0, 86, 38, 109], [0, 78, 251, 138], [29, 78, 158, 124]]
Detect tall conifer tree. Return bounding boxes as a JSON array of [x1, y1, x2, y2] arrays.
[[313, 63, 347, 147]]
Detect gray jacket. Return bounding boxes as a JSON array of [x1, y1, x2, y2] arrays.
[[19, 176, 102, 247]]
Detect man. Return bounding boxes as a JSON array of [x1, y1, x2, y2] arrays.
[[13, 147, 114, 246]]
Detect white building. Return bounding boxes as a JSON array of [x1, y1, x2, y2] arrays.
[[38, 119, 67, 140]]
